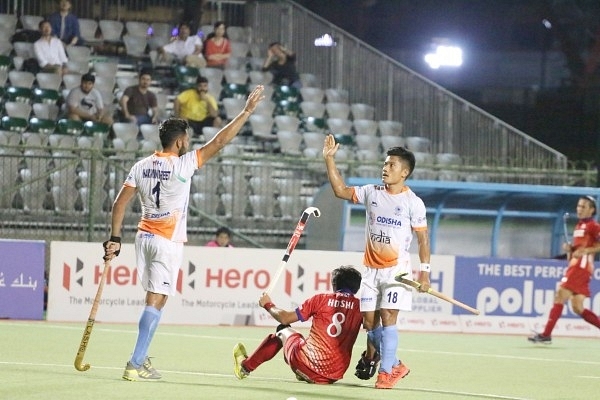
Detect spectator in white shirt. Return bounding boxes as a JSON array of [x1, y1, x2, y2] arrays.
[[34, 20, 69, 76], [158, 22, 206, 68]]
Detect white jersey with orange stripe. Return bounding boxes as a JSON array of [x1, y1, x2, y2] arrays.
[[124, 149, 203, 242], [352, 184, 427, 268]]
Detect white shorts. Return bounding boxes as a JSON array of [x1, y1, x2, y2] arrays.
[[135, 231, 183, 296], [360, 260, 412, 312]]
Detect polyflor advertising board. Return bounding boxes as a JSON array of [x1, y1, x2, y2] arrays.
[[0, 239, 45, 320]]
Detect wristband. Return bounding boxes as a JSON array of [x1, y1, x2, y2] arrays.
[[263, 302, 275, 311], [419, 263, 431, 272], [109, 236, 121, 243]]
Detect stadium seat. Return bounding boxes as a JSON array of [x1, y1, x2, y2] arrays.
[[325, 88, 349, 103], [302, 131, 326, 150], [0, 54, 12, 71], [276, 130, 303, 155], [275, 99, 300, 117], [327, 118, 353, 136], [1, 116, 28, 133], [299, 73, 320, 88], [93, 61, 119, 77], [0, 13, 18, 33], [125, 21, 150, 38], [56, 119, 85, 136], [378, 120, 403, 136], [123, 34, 149, 58], [326, 102, 350, 119], [405, 136, 431, 152], [351, 103, 375, 120], [28, 117, 56, 135], [220, 83, 249, 100], [66, 45, 92, 62], [300, 101, 326, 119], [302, 116, 326, 132], [9, 70, 35, 88], [274, 115, 301, 132], [380, 135, 406, 149], [13, 42, 35, 59], [36, 72, 63, 91], [99, 19, 125, 46], [4, 101, 32, 119], [224, 69, 249, 85], [300, 87, 325, 103], [222, 98, 246, 120], [353, 119, 378, 136], [66, 60, 90, 75], [5, 86, 33, 103], [78, 18, 101, 46], [174, 65, 200, 90], [62, 73, 82, 91], [112, 122, 139, 142], [272, 85, 300, 103], [249, 71, 273, 85], [253, 99, 276, 117]]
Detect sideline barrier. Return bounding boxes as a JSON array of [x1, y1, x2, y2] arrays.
[[47, 241, 600, 337], [0, 239, 45, 319]]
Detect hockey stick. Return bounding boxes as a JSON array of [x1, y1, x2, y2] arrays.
[[562, 212, 570, 245], [74, 259, 111, 371], [265, 206, 321, 294], [393, 273, 480, 315]]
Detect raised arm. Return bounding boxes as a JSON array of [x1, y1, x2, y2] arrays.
[[200, 85, 264, 161], [323, 134, 354, 200]]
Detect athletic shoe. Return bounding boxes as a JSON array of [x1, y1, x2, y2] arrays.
[[143, 357, 162, 378], [354, 350, 380, 380], [528, 333, 552, 344], [122, 360, 162, 381], [374, 363, 410, 389], [233, 342, 249, 380]]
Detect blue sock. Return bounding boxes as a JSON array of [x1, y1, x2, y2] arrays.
[[367, 326, 383, 356], [379, 325, 399, 373], [130, 306, 161, 367]]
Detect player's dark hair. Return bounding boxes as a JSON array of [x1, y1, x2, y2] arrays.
[[158, 118, 189, 148], [386, 146, 416, 177], [581, 195, 597, 216], [331, 265, 362, 294]]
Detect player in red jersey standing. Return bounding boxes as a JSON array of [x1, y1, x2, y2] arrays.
[[529, 195, 600, 344], [233, 265, 363, 384]]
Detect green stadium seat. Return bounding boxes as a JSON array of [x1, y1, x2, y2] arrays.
[[83, 121, 110, 136], [5, 86, 33, 103], [220, 82, 248, 100], [0, 55, 12, 71], [272, 85, 300, 103], [275, 99, 300, 117], [1, 115, 28, 133], [174, 65, 200, 90], [303, 116, 326, 132], [56, 118, 85, 135], [32, 88, 61, 104], [333, 134, 354, 146], [28, 117, 56, 135]]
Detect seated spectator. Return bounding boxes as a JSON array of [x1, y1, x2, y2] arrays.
[[262, 42, 301, 88], [119, 69, 158, 126], [203, 21, 231, 69], [206, 227, 234, 247], [47, 0, 81, 46], [66, 73, 113, 125], [34, 20, 69, 76], [158, 22, 206, 68], [173, 76, 221, 138]]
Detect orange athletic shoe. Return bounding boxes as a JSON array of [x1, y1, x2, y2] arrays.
[[374, 363, 410, 389]]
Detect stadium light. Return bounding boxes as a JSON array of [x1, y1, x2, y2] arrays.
[[314, 33, 336, 47], [424, 42, 463, 69]]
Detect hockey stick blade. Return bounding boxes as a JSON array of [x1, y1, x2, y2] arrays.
[[394, 273, 480, 315]]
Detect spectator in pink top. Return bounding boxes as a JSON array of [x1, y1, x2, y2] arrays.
[[206, 227, 234, 247]]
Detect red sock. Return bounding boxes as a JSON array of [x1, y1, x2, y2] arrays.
[[242, 334, 283, 372], [581, 309, 600, 329], [542, 303, 564, 337]]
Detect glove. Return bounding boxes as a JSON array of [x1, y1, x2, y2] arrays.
[[103, 236, 121, 261]]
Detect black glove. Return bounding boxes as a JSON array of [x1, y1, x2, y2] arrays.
[[103, 236, 121, 261]]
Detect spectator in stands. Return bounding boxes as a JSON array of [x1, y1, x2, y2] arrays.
[[262, 42, 301, 88], [66, 73, 114, 125], [205, 227, 234, 247], [158, 22, 206, 68], [48, 0, 81, 46], [203, 21, 231, 69], [34, 20, 69, 76], [173, 76, 221, 138], [119, 69, 158, 126]]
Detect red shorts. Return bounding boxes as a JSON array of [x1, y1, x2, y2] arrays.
[[283, 333, 335, 384], [560, 269, 591, 297]]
